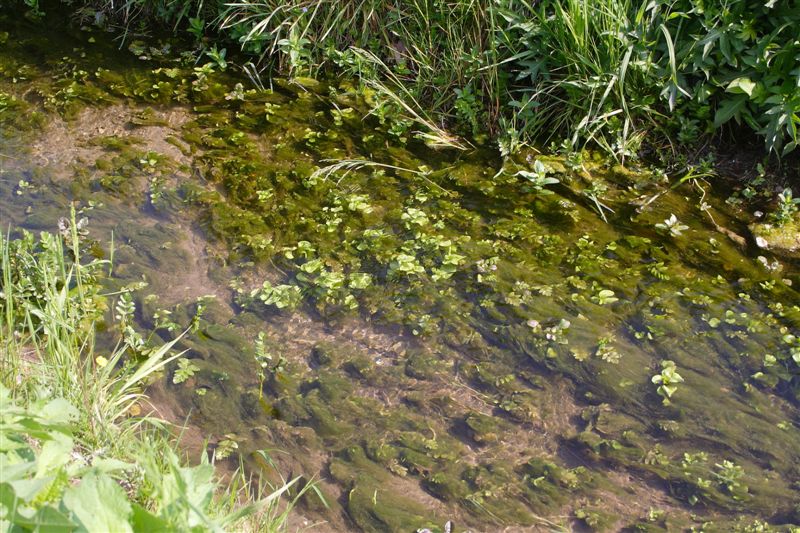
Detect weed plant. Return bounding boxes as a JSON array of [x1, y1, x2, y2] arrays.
[[0, 211, 319, 531]]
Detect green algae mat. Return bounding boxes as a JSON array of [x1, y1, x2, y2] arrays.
[[1, 10, 800, 532]]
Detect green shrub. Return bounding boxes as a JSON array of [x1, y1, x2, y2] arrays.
[[665, 0, 800, 155], [500, 0, 800, 157]]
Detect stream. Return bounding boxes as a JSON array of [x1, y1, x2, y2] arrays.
[[1, 8, 800, 532]]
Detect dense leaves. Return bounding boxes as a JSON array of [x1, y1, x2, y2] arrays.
[[500, 0, 800, 156], [667, 0, 800, 155]]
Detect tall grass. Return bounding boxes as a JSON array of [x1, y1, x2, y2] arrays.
[[220, 0, 500, 134], [0, 211, 319, 531], [16, 0, 800, 157], [217, 0, 800, 157], [497, 0, 677, 159], [220, 0, 499, 97], [1, 213, 180, 445]]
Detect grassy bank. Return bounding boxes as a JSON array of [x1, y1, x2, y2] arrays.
[[11, 0, 800, 161], [0, 212, 317, 531]]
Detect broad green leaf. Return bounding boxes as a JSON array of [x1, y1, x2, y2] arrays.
[[0, 460, 36, 482], [63, 472, 133, 533], [714, 95, 748, 126], [14, 505, 76, 532], [0, 482, 21, 522], [162, 456, 216, 529], [41, 399, 79, 426], [130, 503, 170, 531], [726, 77, 756, 97], [8, 477, 51, 502], [35, 433, 73, 479], [90, 458, 134, 475], [173, 463, 215, 511], [0, 433, 30, 453]]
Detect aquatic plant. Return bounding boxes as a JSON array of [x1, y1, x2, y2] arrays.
[[253, 331, 271, 399], [655, 214, 689, 237], [713, 460, 746, 498], [769, 188, 800, 226], [172, 357, 200, 384], [591, 289, 618, 306], [251, 281, 303, 310], [651, 360, 684, 405], [515, 161, 559, 196]]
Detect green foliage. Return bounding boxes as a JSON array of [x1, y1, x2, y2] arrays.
[[1, 387, 305, 532], [204, 45, 227, 70], [499, 0, 800, 155], [669, 0, 800, 155], [713, 460, 746, 497], [253, 332, 271, 399], [251, 281, 303, 310], [172, 358, 200, 384], [0, 220, 318, 532], [188, 16, 205, 41], [388, 252, 425, 278], [220, 0, 501, 134], [516, 161, 559, 195], [591, 289, 618, 306], [655, 214, 689, 237], [4, 10, 800, 524], [29, 0, 800, 156], [769, 188, 800, 226], [499, 0, 664, 157], [652, 360, 685, 405]]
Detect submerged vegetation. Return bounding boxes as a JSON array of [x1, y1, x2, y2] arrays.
[[1, 1, 800, 532]]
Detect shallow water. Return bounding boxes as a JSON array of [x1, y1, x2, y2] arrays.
[[2, 9, 800, 532]]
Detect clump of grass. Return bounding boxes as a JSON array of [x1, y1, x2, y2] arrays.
[[497, 0, 673, 159], [0, 209, 321, 531], [219, 0, 501, 125]]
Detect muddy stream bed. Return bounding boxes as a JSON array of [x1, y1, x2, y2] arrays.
[[1, 9, 800, 532]]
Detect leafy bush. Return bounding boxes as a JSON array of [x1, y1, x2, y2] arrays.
[[500, 0, 800, 157], [666, 0, 800, 155]]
